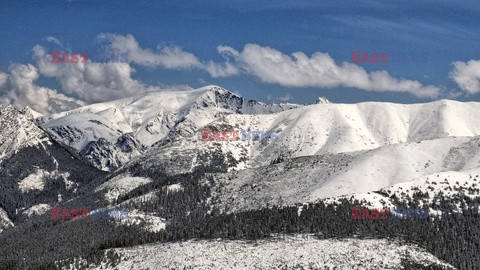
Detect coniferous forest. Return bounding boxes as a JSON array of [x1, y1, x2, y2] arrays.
[[0, 170, 478, 270]]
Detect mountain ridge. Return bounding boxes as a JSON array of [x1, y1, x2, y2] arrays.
[[37, 85, 304, 171]]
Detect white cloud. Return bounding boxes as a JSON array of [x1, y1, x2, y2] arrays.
[[98, 34, 202, 69], [45, 36, 64, 47], [450, 60, 480, 94], [266, 93, 293, 102], [213, 44, 440, 98], [204, 46, 240, 78], [205, 61, 239, 78], [204, 45, 240, 77], [1, 40, 197, 114], [33, 45, 161, 103], [99, 34, 238, 77], [0, 64, 84, 114], [97, 35, 439, 98]]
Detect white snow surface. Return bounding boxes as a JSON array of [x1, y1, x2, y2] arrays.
[[87, 235, 454, 270], [205, 135, 480, 213], [117, 209, 166, 232], [18, 169, 48, 192], [0, 104, 48, 163], [166, 183, 184, 193], [95, 174, 153, 202], [205, 99, 480, 170], [18, 169, 72, 193], [22, 203, 51, 217], [40, 88, 208, 149], [21, 106, 44, 119], [0, 207, 14, 233], [325, 166, 480, 214]]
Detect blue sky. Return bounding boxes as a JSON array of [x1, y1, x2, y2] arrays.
[[0, 0, 479, 113]]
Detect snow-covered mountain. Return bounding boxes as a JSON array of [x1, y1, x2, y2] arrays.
[[0, 103, 105, 229], [0, 103, 47, 163], [37, 85, 302, 171], [31, 88, 480, 218], [107, 98, 480, 182], [40, 85, 480, 176], [3, 86, 480, 269]]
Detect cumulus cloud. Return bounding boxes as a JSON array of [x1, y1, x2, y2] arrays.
[[205, 61, 239, 78], [98, 34, 202, 69], [0, 64, 84, 114], [99, 34, 238, 77], [1, 40, 197, 114], [450, 60, 480, 94], [97, 35, 438, 98], [33, 45, 159, 103], [215, 44, 440, 98], [204, 45, 240, 77]]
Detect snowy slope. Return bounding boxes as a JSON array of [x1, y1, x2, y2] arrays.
[[87, 235, 454, 270], [201, 136, 480, 213], [116, 209, 166, 233], [94, 174, 153, 203], [109, 135, 480, 217], [20, 106, 44, 120], [21, 203, 51, 218], [212, 99, 480, 170], [0, 207, 14, 233], [325, 166, 480, 214], [0, 103, 105, 229], [0, 103, 48, 162], [38, 85, 302, 171]]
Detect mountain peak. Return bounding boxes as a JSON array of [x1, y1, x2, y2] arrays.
[[315, 97, 331, 104], [21, 106, 44, 120], [199, 85, 228, 92]]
